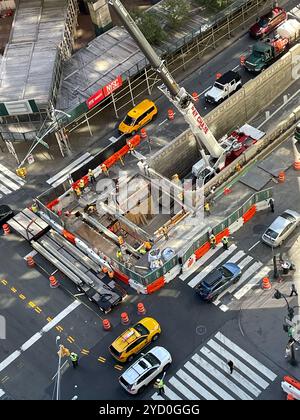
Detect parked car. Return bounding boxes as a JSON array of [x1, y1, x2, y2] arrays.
[[262, 209, 300, 247], [0, 205, 14, 228], [119, 346, 172, 395], [109, 317, 161, 363], [249, 7, 287, 39], [118, 99, 158, 135], [195, 263, 242, 302], [205, 71, 242, 104]]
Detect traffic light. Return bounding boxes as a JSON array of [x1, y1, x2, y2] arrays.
[[57, 345, 70, 358]]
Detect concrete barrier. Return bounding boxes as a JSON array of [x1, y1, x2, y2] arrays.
[[148, 43, 300, 178]]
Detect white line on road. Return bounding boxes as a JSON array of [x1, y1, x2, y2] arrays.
[[0, 301, 81, 374], [234, 267, 270, 300], [199, 86, 212, 96], [159, 118, 168, 126], [0, 389, 5, 398], [232, 65, 240, 71], [248, 241, 261, 252], [0, 173, 20, 191], [0, 164, 25, 186]]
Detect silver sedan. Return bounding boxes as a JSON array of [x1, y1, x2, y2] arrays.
[[262, 209, 300, 247]]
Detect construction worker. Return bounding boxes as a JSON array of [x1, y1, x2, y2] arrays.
[[144, 241, 152, 251], [154, 377, 165, 396], [210, 234, 216, 249], [116, 249, 123, 262], [79, 178, 85, 192], [87, 205, 96, 214], [88, 169, 96, 185], [74, 186, 82, 198], [161, 226, 169, 240], [70, 352, 79, 368], [204, 202, 211, 215], [222, 236, 229, 251], [269, 197, 275, 213], [31, 201, 38, 213], [139, 246, 147, 255]]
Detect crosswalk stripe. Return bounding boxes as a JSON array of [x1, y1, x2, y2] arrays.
[[214, 261, 263, 306], [180, 245, 222, 281], [177, 368, 217, 400], [187, 244, 237, 288], [0, 389, 5, 398], [0, 164, 25, 186], [183, 362, 218, 400], [215, 332, 277, 381], [207, 339, 269, 389], [151, 393, 165, 400], [151, 385, 182, 400], [0, 173, 20, 191], [192, 353, 252, 400], [169, 376, 199, 400], [0, 184, 12, 195], [200, 346, 261, 397], [187, 358, 235, 400], [237, 255, 253, 270], [227, 250, 246, 264], [234, 267, 271, 300]]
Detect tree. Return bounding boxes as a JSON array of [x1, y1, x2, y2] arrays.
[[132, 10, 166, 46], [163, 0, 190, 29], [194, 0, 232, 12]]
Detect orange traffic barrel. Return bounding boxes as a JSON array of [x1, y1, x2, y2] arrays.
[[216, 73, 222, 79], [137, 302, 146, 315], [224, 187, 232, 195], [3, 224, 10, 235], [102, 266, 108, 273], [278, 171, 285, 183], [192, 92, 199, 102], [168, 109, 175, 120], [121, 312, 130, 325], [140, 128, 147, 139], [27, 256, 35, 268], [294, 161, 300, 171], [262, 277, 272, 290], [49, 275, 59, 289], [108, 271, 114, 279], [240, 55, 246, 66], [102, 319, 111, 331]]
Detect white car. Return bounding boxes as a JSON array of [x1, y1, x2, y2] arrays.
[[262, 209, 300, 247], [119, 346, 172, 395], [205, 71, 242, 104]]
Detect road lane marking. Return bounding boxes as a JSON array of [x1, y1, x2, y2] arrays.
[[114, 365, 123, 371], [56, 325, 64, 332], [0, 389, 5, 398], [98, 356, 106, 363], [234, 267, 271, 300], [19, 294, 26, 300], [67, 336, 75, 344], [248, 240, 261, 252], [10, 287, 17, 293], [178, 365, 217, 400], [1, 280, 8, 286], [81, 349, 90, 355], [28, 301, 36, 308], [169, 376, 198, 400], [34, 307, 42, 314], [0, 301, 81, 373]]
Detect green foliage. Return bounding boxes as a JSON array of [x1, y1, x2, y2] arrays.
[[132, 10, 166, 45], [163, 0, 190, 28], [194, 0, 232, 12]]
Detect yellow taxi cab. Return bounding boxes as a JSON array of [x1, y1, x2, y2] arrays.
[[109, 317, 161, 363], [118, 99, 158, 135]]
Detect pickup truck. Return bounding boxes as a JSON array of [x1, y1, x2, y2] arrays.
[[205, 71, 242, 104], [245, 19, 300, 73]]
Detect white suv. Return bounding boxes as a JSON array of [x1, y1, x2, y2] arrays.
[[119, 346, 172, 395]]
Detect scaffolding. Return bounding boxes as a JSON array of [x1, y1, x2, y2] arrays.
[[0, 0, 79, 142]]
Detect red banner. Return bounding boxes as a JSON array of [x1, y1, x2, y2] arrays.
[[86, 76, 123, 110]]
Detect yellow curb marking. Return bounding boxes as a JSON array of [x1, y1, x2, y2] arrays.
[[98, 357, 106, 363], [34, 307, 42, 314], [55, 325, 63, 332], [67, 336, 75, 344]]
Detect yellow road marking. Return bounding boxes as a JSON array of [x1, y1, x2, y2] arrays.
[[1, 279, 8, 285], [98, 357, 106, 363], [10, 287, 17, 293], [47, 317, 53, 322], [81, 349, 90, 355], [55, 325, 63, 332], [67, 336, 75, 344], [34, 307, 42, 314], [19, 294, 26, 300], [28, 301, 36, 308], [114, 365, 123, 371]]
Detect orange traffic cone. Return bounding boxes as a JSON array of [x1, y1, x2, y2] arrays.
[[140, 128, 147, 139], [192, 92, 199, 102], [3, 224, 10, 235], [49, 275, 59, 288], [262, 277, 272, 290], [108, 271, 114, 279], [121, 312, 130, 325], [103, 319, 111, 331], [27, 256, 35, 268], [137, 302, 146, 315], [294, 161, 300, 171], [168, 109, 175, 121], [278, 171, 285, 183], [224, 187, 232, 195]]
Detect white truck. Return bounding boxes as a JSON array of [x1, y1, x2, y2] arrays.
[[205, 71, 242, 104]]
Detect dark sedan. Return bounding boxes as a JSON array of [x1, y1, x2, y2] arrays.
[[249, 7, 287, 39], [195, 262, 242, 302], [0, 205, 14, 228]]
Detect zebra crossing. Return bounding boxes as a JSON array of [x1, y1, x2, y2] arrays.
[[0, 389, 5, 399], [0, 164, 25, 198], [180, 243, 269, 312], [151, 331, 277, 401]]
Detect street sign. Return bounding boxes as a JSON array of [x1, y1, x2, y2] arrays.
[[27, 154, 35, 165]]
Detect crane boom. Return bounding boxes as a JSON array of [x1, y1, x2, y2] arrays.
[[108, 0, 224, 160]]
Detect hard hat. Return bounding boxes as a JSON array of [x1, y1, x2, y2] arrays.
[[156, 378, 160, 383]]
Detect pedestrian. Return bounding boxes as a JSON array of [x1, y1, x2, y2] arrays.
[[154, 377, 165, 396], [210, 234, 216, 249], [204, 202, 211, 215], [161, 226, 169, 241], [269, 198, 275, 213], [281, 260, 290, 275], [88, 169, 96, 185], [228, 360, 234, 375], [70, 352, 79, 368], [290, 284, 298, 297], [222, 236, 229, 251]]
